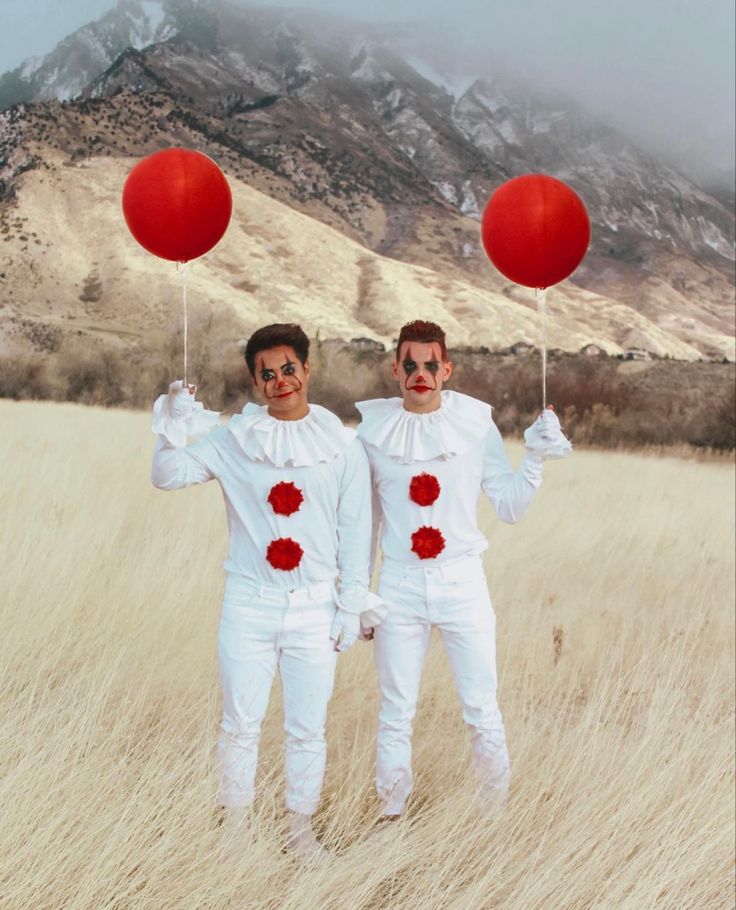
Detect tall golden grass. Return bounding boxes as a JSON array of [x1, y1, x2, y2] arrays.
[[1, 400, 734, 910]]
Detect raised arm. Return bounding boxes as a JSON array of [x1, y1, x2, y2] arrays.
[[482, 408, 571, 523], [481, 420, 543, 524], [150, 381, 220, 490]]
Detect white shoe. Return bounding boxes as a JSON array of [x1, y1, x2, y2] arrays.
[[285, 813, 328, 864]]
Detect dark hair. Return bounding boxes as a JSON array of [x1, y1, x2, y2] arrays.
[[396, 320, 447, 360], [244, 324, 310, 376]]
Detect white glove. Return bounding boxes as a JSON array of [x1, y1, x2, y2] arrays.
[[330, 609, 361, 652], [167, 380, 196, 420], [359, 593, 388, 642], [152, 380, 220, 448], [523, 407, 572, 461]]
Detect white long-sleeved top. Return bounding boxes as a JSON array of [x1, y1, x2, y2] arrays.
[[356, 391, 543, 567], [151, 400, 372, 608]]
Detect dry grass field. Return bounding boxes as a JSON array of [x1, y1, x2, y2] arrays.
[[1, 400, 734, 910]]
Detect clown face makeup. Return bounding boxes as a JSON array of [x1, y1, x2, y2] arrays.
[[253, 345, 310, 420], [392, 341, 452, 413]]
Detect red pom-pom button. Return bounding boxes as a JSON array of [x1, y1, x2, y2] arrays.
[[267, 481, 304, 516], [409, 472, 441, 506], [410, 526, 446, 560], [266, 537, 304, 570]]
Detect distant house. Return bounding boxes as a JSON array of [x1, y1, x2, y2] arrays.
[[350, 337, 385, 353], [509, 341, 535, 356], [623, 348, 652, 361], [580, 343, 605, 357], [453, 345, 491, 355]]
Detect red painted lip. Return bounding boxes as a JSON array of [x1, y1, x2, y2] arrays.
[[411, 385, 431, 392], [277, 390, 295, 398]]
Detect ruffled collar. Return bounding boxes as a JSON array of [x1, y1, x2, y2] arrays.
[[228, 403, 355, 467], [356, 391, 491, 463]]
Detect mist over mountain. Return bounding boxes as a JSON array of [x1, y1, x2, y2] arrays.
[[0, 0, 733, 363]]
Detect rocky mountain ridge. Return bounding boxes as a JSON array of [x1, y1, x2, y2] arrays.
[[0, 0, 733, 362]]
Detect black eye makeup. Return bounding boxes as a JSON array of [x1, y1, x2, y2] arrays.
[[282, 362, 296, 375], [260, 368, 276, 381], [402, 359, 418, 374], [425, 361, 440, 374]]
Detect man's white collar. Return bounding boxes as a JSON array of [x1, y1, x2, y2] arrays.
[[356, 391, 491, 463], [228, 403, 355, 467]]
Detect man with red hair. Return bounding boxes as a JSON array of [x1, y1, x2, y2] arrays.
[[357, 319, 570, 820]]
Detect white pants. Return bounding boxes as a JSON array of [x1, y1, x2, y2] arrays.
[[375, 554, 510, 815], [216, 575, 337, 815]]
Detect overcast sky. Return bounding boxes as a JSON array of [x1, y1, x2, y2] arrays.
[[1, 0, 734, 183]]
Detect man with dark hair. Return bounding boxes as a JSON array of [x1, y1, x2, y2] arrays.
[[357, 319, 570, 821], [150, 323, 378, 860], [244, 323, 310, 380]]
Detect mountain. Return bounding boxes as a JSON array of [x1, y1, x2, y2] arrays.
[[0, 1, 181, 110], [1, 0, 733, 362]]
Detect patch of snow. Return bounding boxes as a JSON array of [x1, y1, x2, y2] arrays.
[[643, 201, 659, 224], [403, 55, 476, 99], [470, 82, 509, 115], [384, 87, 404, 111], [20, 56, 43, 78], [42, 65, 85, 102], [52, 82, 81, 101], [141, 0, 165, 34], [697, 217, 736, 261], [79, 30, 109, 65], [459, 180, 479, 217], [496, 118, 518, 144], [436, 181, 458, 205], [351, 53, 389, 83], [42, 67, 60, 90]]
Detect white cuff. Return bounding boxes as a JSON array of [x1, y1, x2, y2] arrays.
[[360, 592, 388, 629]]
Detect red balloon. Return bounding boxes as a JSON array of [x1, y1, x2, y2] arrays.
[[480, 174, 590, 289], [122, 148, 232, 262]]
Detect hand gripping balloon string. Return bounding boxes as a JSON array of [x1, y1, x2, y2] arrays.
[[536, 287, 547, 410], [177, 261, 190, 387]]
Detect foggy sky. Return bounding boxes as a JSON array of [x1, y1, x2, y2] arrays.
[[1, 0, 734, 184]]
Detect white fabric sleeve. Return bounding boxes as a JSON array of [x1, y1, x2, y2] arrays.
[[481, 421, 543, 524], [151, 436, 219, 490], [335, 439, 373, 614], [369, 479, 383, 580], [150, 385, 221, 490], [361, 592, 388, 629]]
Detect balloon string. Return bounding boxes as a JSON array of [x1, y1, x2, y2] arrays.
[[178, 261, 189, 387], [536, 287, 547, 410]]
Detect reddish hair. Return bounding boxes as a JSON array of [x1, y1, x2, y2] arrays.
[[396, 320, 447, 360]]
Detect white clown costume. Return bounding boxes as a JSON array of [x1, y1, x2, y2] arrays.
[[356, 390, 569, 815], [151, 386, 372, 817]]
